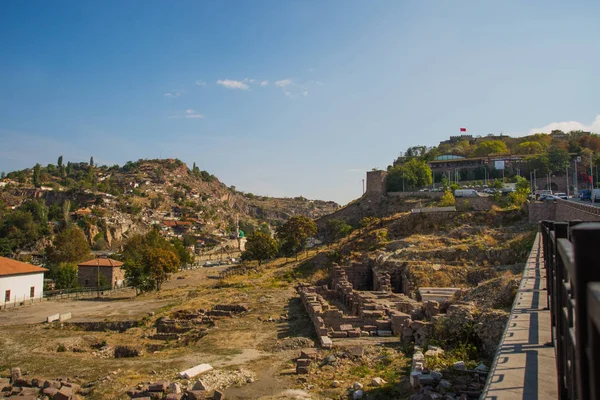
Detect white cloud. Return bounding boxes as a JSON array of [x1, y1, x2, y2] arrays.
[[216, 79, 249, 90], [243, 78, 257, 84], [529, 115, 600, 134], [275, 79, 293, 88], [169, 109, 204, 119], [260, 80, 269, 87], [164, 91, 182, 98], [195, 80, 207, 86], [302, 90, 309, 97]]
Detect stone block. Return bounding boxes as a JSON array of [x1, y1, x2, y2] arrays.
[[185, 390, 208, 400], [47, 313, 60, 323], [0, 378, 10, 391], [63, 382, 80, 393], [331, 331, 348, 338], [192, 380, 208, 391], [319, 336, 332, 349], [59, 312, 72, 322], [168, 382, 182, 394], [149, 380, 168, 392], [44, 381, 61, 389], [339, 324, 353, 331], [363, 325, 377, 332], [300, 348, 317, 359], [296, 358, 311, 367], [165, 394, 183, 400], [179, 364, 213, 379], [54, 386, 74, 400], [42, 387, 59, 397], [348, 346, 364, 357], [377, 330, 392, 337], [417, 374, 434, 387], [348, 328, 361, 338], [10, 367, 21, 383], [296, 366, 309, 374], [375, 319, 391, 330]]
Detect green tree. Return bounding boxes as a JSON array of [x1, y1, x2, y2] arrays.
[[243, 231, 278, 266], [90, 156, 94, 167], [515, 141, 543, 155], [171, 238, 193, 266], [1, 171, 6, 179], [509, 176, 531, 207], [57, 155, 63, 168], [524, 154, 550, 176], [62, 200, 72, 227], [52, 262, 79, 289], [386, 158, 433, 191], [143, 248, 180, 290], [547, 146, 570, 173], [492, 179, 504, 190], [46, 226, 91, 265], [320, 219, 352, 244], [471, 140, 508, 157], [275, 216, 317, 259], [32, 163, 41, 187]]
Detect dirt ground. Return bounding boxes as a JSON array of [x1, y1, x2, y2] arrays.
[[0, 265, 229, 325], [0, 250, 413, 400]]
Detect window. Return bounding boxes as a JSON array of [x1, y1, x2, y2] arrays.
[[4, 290, 10, 302], [30, 287, 35, 298], [85, 279, 89, 286]]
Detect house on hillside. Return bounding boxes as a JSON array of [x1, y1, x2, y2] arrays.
[[77, 258, 125, 289], [0, 257, 48, 309]]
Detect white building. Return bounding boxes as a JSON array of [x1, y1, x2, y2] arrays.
[[0, 257, 48, 309]]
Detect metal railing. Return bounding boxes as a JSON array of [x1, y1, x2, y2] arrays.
[[541, 221, 600, 399]]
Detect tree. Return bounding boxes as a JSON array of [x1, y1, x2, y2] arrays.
[[524, 154, 550, 176], [62, 200, 71, 226], [320, 219, 352, 244], [547, 146, 570, 173], [171, 238, 193, 266], [509, 176, 530, 207], [90, 156, 94, 167], [243, 231, 278, 266], [515, 141, 543, 155], [57, 156, 63, 168], [142, 248, 180, 290], [52, 262, 79, 289], [122, 228, 182, 293], [471, 140, 508, 157], [1, 171, 5, 179], [492, 179, 504, 190], [32, 163, 41, 187], [386, 159, 432, 191], [440, 190, 455, 206], [275, 216, 317, 259], [46, 226, 91, 265]]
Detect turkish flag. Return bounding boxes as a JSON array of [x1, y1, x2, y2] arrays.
[[460, 128, 467, 132]]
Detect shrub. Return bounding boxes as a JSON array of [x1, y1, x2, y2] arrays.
[[440, 190, 456, 207], [57, 344, 66, 352]]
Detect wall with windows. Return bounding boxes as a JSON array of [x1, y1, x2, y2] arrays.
[[0, 272, 44, 308]]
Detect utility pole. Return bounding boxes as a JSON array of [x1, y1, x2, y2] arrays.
[[566, 164, 569, 197], [534, 169, 537, 193], [574, 159, 578, 197], [591, 153, 594, 191]]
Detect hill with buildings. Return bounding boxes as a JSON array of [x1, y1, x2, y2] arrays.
[[0, 158, 339, 259], [388, 129, 600, 193]]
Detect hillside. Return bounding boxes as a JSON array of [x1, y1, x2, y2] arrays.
[[0, 158, 338, 256]]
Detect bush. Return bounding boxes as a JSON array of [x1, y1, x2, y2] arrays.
[[440, 190, 456, 207], [114, 345, 140, 358], [57, 344, 66, 352]]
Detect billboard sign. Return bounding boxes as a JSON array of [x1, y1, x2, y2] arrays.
[[495, 160, 505, 170]]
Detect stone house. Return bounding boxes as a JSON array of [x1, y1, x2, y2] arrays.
[[78, 258, 125, 288], [0, 257, 48, 309]]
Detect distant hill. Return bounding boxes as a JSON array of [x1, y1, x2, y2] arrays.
[[0, 158, 339, 256]]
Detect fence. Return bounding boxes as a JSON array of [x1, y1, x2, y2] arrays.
[[540, 221, 600, 399]]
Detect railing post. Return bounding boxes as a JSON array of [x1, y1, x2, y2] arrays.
[[553, 222, 569, 399], [571, 223, 600, 400]]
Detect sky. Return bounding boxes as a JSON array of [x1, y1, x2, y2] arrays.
[[1, 1, 599, 205]]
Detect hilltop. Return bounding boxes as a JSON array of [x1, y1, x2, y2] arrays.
[[0, 158, 338, 256]]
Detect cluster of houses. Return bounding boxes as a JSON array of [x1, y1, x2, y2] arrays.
[[0, 256, 126, 309]]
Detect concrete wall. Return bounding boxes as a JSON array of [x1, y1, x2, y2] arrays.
[[528, 200, 600, 222], [0, 272, 44, 308]]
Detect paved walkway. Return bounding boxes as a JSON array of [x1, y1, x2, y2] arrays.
[[482, 233, 558, 399]]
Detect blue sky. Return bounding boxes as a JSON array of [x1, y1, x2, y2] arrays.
[[1, 1, 599, 204]]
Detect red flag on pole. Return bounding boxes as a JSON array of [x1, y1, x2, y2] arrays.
[[460, 127, 467, 132]]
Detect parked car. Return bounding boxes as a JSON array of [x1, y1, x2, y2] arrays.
[[580, 189, 591, 201], [555, 192, 568, 200], [455, 189, 479, 198]]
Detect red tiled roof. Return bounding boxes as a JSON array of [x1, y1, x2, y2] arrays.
[[0, 257, 48, 277], [77, 258, 124, 267]]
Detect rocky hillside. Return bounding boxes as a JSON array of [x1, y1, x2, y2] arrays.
[[0, 158, 338, 254]]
